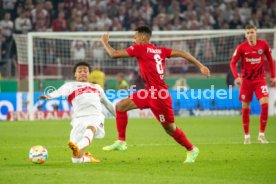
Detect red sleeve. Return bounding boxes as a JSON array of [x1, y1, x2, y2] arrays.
[[162, 47, 172, 58], [126, 45, 139, 57], [230, 46, 241, 79], [264, 41, 275, 78]]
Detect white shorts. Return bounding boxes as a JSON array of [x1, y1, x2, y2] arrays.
[[70, 114, 105, 144]]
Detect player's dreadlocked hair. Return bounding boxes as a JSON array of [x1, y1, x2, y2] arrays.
[[73, 61, 91, 73], [135, 26, 152, 37]]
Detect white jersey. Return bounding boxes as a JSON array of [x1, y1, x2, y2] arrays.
[[47, 82, 114, 118]]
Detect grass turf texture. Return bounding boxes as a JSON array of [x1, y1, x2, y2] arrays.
[[0, 116, 275, 184]]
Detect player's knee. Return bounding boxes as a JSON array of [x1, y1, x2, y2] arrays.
[[162, 123, 176, 135], [259, 97, 269, 104], [87, 126, 96, 134], [116, 99, 129, 112], [242, 102, 250, 108], [116, 103, 125, 112]]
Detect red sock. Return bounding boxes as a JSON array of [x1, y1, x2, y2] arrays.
[[116, 110, 128, 141], [242, 108, 250, 135], [171, 128, 193, 151], [260, 103, 268, 133]]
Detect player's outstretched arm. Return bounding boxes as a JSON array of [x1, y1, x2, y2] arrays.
[[101, 33, 130, 58], [37, 84, 67, 101], [100, 97, 116, 117], [98, 85, 116, 117], [170, 49, 210, 77]]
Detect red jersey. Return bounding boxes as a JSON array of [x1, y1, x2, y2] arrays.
[[230, 40, 275, 80], [126, 44, 172, 89]]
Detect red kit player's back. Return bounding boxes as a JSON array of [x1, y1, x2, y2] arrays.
[[126, 44, 172, 89]]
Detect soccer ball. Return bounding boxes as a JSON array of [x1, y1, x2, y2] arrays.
[[29, 145, 48, 164]]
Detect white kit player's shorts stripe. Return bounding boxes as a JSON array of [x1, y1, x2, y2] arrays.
[[70, 114, 105, 143]]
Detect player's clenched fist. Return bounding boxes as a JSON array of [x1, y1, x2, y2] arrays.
[[101, 33, 109, 44], [200, 66, 210, 77]]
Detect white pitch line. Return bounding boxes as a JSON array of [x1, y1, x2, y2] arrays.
[[2, 141, 276, 150], [128, 141, 276, 147]]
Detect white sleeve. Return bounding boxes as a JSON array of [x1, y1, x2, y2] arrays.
[[47, 83, 71, 99], [15, 18, 20, 31], [98, 85, 115, 117]]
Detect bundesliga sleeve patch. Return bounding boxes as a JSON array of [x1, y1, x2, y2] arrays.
[[233, 49, 237, 56]]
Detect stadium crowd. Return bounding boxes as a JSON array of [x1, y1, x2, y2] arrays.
[[0, 0, 276, 78]]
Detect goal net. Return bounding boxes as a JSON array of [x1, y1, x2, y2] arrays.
[[13, 29, 276, 120]]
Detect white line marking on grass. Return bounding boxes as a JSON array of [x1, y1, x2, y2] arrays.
[[128, 141, 276, 147], [3, 141, 276, 149]]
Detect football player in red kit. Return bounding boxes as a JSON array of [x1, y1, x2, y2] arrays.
[[230, 25, 276, 144], [101, 26, 210, 163]]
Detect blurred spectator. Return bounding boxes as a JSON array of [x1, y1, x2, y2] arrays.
[[55, 2, 67, 18], [89, 41, 104, 63], [15, 10, 32, 34], [2, 0, 17, 10], [195, 38, 216, 65], [44, 0, 55, 22], [0, 32, 7, 61], [2, 0, 17, 19], [226, 69, 236, 88], [96, 13, 112, 31], [24, 0, 34, 11], [73, 14, 85, 31], [83, 9, 98, 31], [173, 78, 189, 90], [70, 40, 87, 61], [116, 73, 129, 90], [129, 67, 144, 90], [31, 1, 50, 30], [0, 32, 8, 77], [0, 12, 14, 40], [88, 63, 105, 89], [51, 11, 67, 31]]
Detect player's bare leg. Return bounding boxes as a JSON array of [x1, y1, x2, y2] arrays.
[[242, 102, 251, 144], [162, 123, 199, 163], [103, 98, 137, 151], [69, 126, 100, 163], [258, 97, 269, 144]]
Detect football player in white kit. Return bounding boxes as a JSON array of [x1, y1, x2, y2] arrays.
[[37, 62, 115, 163]]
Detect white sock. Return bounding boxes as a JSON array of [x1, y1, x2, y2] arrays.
[[72, 157, 82, 164], [72, 156, 91, 163], [82, 156, 91, 163], [245, 134, 250, 139], [259, 132, 265, 136], [77, 129, 94, 150]]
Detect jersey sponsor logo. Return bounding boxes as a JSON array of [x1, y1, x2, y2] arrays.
[[245, 57, 261, 64], [258, 49, 263, 55], [147, 48, 161, 54], [245, 52, 250, 55], [67, 86, 100, 105]]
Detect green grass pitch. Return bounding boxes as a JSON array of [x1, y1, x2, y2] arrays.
[[0, 116, 276, 184]]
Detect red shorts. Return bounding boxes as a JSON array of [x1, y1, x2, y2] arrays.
[[129, 89, 175, 124], [239, 79, 269, 102]]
